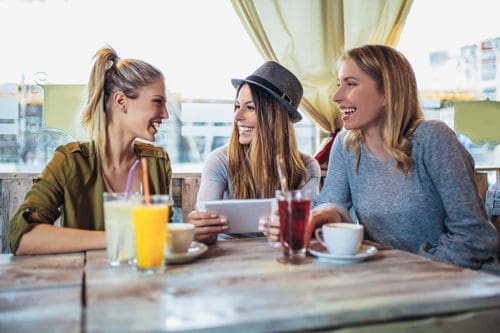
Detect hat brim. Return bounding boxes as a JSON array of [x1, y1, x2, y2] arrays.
[[231, 78, 302, 123]]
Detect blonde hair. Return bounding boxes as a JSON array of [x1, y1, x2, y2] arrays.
[[81, 46, 163, 158], [228, 84, 307, 199], [341, 44, 424, 175]]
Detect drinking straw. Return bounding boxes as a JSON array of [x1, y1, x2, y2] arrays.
[[276, 154, 288, 192], [140, 158, 151, 205], [114, 233, 123, 263], [125, 159, 140, 200]]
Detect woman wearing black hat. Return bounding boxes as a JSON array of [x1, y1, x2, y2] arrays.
[[187, 61, 321, 244]]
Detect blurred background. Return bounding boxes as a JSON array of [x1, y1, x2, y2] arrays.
[[1, 0, 500, 174]]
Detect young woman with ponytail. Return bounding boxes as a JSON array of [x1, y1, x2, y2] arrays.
[[8, 46, 171, 255]]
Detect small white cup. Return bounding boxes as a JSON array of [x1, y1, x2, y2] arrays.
[[315, 223, 364, 255], [167, 223, 195, 254]]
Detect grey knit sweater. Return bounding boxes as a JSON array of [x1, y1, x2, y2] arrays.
[[315, 120, 498, 269]]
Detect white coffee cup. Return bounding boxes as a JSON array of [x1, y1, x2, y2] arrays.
[[167, 223, 195, 254], [315, 223, 364, 255]]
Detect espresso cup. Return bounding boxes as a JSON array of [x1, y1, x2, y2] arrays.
[[315, 223, 364, 255], [167, 223, 195, 254]]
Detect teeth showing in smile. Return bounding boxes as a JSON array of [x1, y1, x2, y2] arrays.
[[238, 125, 254, 134], [342, 107, 356, 115], [152, 121, 161, 130]]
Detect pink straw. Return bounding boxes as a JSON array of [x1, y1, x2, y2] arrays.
[[125, 159, 140, 200]]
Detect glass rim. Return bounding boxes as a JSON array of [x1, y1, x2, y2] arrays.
[[103, 191, 141, 197], [103, 192, 169, 198], [275, 189, 311, 200], [140, 194, 172, 205]]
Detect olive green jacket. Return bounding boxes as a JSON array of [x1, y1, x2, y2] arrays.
[[8, 140, 172, 253]]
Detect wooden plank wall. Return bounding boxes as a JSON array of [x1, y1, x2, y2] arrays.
[[475, 172, 488, 203], [1, 178, 33, 253], [172, 176, 200, 221], [0, 173, 201, 254]]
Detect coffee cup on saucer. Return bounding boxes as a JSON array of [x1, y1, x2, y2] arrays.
[[167, 223, 195, 254], [315, 223, 363, 255]]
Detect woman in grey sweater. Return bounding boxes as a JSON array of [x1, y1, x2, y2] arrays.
[[188, 61, 320, 244], [312, 44, 497, 269]]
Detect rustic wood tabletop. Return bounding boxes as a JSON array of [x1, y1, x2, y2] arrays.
[[1, 238, 500, 332]]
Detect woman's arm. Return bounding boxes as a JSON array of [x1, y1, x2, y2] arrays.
[[9, 147, 75, 254], [312, 132, 353, 224], [188, 147, 229, 244], [301, 153, 321, 201], [418, 121, 498, 268], [9, 144, 109, 255], [16, 224, 105, 255], [196, 147, 229, 202]]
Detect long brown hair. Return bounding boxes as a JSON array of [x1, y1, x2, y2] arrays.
[[228, 84, 306, 199], [81, 46, 163, 158], [341, 44, 424, 175]]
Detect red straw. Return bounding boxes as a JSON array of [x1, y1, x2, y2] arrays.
[[140, 158, 151, 205]]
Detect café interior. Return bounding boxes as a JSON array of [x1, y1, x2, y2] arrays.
[[1, 0, 500, 332]]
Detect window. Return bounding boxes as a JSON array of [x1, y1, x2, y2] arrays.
[[398, 0, 500, 173], [0, 0, 319, 172]]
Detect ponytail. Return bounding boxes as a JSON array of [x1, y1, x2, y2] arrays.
[[81, 47, 119, 158], [81, 46, 163, 159]]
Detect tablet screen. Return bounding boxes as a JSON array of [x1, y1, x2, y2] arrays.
[[198, 199, 276, 233]]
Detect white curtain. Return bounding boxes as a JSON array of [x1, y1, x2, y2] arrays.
[[231, 0, 413, 164]]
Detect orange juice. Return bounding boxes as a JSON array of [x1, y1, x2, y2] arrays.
[[132, 203, 168, 272]]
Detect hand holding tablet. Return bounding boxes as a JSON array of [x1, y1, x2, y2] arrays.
[[198, 199, 277, 234]]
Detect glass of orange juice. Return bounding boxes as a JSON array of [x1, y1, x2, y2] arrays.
[[131, 194, 169, 274]]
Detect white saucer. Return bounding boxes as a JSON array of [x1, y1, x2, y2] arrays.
[[165, 241, 208, 264], [308, 242, 378, 264]]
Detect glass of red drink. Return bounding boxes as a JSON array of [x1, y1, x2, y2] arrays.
[[276, 189, 312, 265]]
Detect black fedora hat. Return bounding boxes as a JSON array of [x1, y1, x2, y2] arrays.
[[231, 61, 303, 123]]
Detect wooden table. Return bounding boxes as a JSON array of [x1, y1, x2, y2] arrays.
[[0, 253, 84, 332], [2, 239, 500, 332]]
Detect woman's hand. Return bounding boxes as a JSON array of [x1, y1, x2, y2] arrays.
[[309, 206, 342, 226], [257, 206, 342, 247], [186, 210, 228, 245], [258, 214, 280, 242], [306, 206, 342, 246]]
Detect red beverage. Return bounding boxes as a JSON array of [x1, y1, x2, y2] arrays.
[[278, 199, 310, 251]]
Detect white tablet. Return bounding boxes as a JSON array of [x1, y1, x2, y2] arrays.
[[198, 199, 277, 234]]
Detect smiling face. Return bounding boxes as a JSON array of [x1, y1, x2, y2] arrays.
[[125, 77, 168, 141], [234, 84, 258, 145], [333, 58, 386, 137]]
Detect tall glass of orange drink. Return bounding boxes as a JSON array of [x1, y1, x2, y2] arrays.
[[131, 194, 169, 274]]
